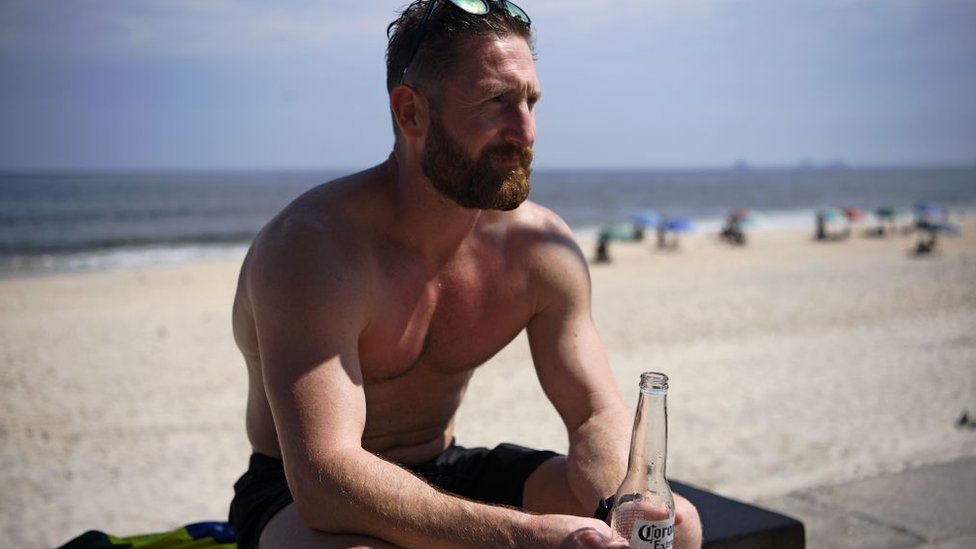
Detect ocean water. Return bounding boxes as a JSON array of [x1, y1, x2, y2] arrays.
[[1, 166, 974, 277]]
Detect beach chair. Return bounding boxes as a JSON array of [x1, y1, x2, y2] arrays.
[[54, 521, 235, 549]]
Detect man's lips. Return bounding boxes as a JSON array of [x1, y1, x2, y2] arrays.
[[488, 146, 532, 169], [492, 153, 522, 167]]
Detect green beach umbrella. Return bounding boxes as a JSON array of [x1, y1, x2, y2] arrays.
[[875, 206, 897, 219], [599, 223, 636, 241], [818, 207, 844, 221]]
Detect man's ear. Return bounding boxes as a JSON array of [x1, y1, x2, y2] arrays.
[[390, 85, 428, 139]]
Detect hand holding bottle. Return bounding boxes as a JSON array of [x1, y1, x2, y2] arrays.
[[525, 514, 628, 548], [556, 524, 630, 549]]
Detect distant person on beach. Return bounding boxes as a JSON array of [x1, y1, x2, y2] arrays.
[[913, 225, 939, 254], [228, 2, 700, 549], [657, 222, 669, 249], [719, 210, 747, 246], [910, 202, 950, 255], [814, 208, 848, 242], [595, 233, 612, 263]]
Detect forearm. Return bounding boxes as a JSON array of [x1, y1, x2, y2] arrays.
[[566, 401, 631, 510], [290, 447, 534, 548]]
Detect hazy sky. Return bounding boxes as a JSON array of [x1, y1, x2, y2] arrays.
[[1, 0, 974, 170]]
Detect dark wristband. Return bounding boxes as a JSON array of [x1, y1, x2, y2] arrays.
[[593, 494, 615, 523]]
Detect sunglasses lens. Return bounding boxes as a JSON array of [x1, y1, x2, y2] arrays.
[[449, 0, 490, 15], [504, 1, 531, 25], [446, 0, 530, 25]]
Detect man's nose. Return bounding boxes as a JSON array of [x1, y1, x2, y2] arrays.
[[503, 102, 535, 147]]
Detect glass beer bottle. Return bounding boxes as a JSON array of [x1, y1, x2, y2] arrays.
[[611, 372, 675, 548]]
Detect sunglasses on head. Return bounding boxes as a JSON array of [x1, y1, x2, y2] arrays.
[[397, 0, 531, 85]]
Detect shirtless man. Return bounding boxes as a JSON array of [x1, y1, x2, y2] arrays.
[[228, 1, 701, 547]]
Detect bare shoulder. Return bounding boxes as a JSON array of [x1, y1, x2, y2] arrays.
[[237, 164, 391, 317], [503, 200, 585, 267], [490, 200, 590, 308]]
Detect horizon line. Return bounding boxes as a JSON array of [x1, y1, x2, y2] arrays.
[[2, 160, 975, 174]]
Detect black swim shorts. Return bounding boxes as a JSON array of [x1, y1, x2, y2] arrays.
[[228, 441, 559, 549]]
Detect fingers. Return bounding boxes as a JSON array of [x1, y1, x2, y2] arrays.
[[674, 491, 697, 527], [559, 527, 630, 549], [559, 527, 604, 548]]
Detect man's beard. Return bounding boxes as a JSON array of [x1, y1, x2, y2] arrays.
[[421, 115, 532, 211]]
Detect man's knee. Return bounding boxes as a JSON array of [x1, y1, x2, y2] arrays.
[[522, 455, 591, 516], [260, 504, 401, 549], [675, 493, 703, 549]]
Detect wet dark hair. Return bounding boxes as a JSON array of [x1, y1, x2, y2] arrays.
[[385, 1, 535, 95]]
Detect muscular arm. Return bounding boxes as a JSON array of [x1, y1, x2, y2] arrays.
[[525, 219, 632, 514], [245, 214, 611, 548]]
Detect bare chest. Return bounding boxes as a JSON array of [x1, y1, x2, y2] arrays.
[[359, 265, 532, 381]]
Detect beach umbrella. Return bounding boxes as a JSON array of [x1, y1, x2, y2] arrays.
[[665, 217, 695, 233], [930, 222, 962, 236], [875, 206, 897, 220], [729, 208, 759, 226], [729, 208, 750, 220], [656, 217, 695, 249], [915, 201, 944, 218], [599, 223, 636, 241], [818, 207, 844, 221], [630, 210, 660, 228], [869, 206, 901, 237], [842, 207, 864, 222], [912, 219, 961, 255]]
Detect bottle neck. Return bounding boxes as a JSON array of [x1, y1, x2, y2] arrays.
[[626, 379, 669, 484]]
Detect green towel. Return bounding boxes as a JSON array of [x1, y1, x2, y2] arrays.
[[55, 521, 235, 549]]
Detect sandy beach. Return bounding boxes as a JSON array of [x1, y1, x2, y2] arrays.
[[3, 219, 975, 548]]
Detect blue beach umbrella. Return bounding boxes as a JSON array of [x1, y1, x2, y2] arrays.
[[665, 217, 695, 233], [930, 222, 962, 236], [656, 216, 695, 249], [631, 210, 660, 229], [915, 201, 944, 218], [912, 218, 961, 255]]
